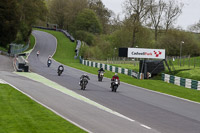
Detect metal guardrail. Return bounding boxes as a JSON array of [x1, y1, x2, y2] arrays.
[[10, 43, 29, 55], [33, 26, 75, 42]]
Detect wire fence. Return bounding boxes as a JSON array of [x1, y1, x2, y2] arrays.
[[10, 43, 29, 55], [166, 55, 200, 69]]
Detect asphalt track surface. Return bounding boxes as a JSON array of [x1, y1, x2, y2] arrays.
[[0, 30, 200, 133]]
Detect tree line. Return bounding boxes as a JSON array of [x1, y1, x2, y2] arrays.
[[46, 0, 200, 59], [1, 0, 200, 58]]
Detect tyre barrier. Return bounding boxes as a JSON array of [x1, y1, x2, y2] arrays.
[[80, 58, 139, 79], [162, 73, 200, 90], [14, 54, 29, 72]]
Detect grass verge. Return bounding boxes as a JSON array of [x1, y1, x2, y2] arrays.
[[0, 84, 86, 133], [26, 34, 35, 52], [34, 28, 200, 103]]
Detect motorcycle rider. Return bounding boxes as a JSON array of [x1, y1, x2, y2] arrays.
[[57, 65, 64, 74], [111, 73, 120, 88], [37, 51, 40, 57], [98, 67, 105, 79], [47, 56, 52, 67], [80, 74, 90, 85]]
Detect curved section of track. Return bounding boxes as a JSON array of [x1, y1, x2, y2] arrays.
[[18, 30, 200, 133]]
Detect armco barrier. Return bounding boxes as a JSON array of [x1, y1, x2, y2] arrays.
[[33, 26, 75, 42], [162, 73, 200, 90], [80, 58, 139, 78]]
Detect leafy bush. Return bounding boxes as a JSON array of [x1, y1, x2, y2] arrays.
[[75, 8, 102, 34], [75, 30, 94, 45]]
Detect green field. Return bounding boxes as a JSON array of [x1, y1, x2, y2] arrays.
[[0, 84, 86, 133], [34, 28, 200, 103]]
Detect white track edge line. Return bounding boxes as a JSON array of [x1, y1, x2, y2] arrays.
[[140, 124, 152, 130]]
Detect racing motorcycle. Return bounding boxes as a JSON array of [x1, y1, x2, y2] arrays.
[[80, 78, 88, 90], [47, 59, 52, 67], [57, 65, 64, 76], [111, 79, 120, 92], [98, 71, 104, 81]]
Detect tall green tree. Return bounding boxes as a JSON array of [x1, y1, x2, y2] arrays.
[[0, 0, 20, 47], [48, 0, 88, 31], [89, 0, 112, 33], [0, 0, 47, 47], [16, 0, 47, 43], [75, 8, 102, 34]]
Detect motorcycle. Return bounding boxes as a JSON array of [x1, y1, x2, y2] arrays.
[[47, 59, 52, 67], [98, 71, 104, 81], [57, 66, 64, 76], [57, 69, 63, 76], [80, 78, 88, 90], [111, 79, 120, 92]]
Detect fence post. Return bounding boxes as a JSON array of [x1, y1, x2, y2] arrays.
[[189, 57, 190, 68]]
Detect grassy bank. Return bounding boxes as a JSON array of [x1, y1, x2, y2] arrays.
[[0, 84, 86, 133], [25, 34, 35, 52], [34, 28, 200, 103]]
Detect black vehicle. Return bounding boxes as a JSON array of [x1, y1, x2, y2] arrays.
[[111, 79, 120, 92], [79, 74, 90, 90], [57, 65, 64, 76], [80, 78, 88, 90], [98, 71, 104, 81], [47, 59, 52, 67]]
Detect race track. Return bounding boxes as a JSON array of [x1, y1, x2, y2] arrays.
[[1, 30, 200, 133]]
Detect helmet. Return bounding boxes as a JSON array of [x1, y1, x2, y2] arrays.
[[115, 73, 118, 76], [84, 73, 87, 76]]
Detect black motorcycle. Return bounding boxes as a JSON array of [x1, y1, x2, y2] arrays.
[[57, 65, 64, 76], [58, 70, 62, 76], [47, 59, 52, 67], [80, 78, 88, 90], [111, 79, 120, 92], [98, 71, 104, 81]]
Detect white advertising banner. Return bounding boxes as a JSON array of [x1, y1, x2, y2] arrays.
[[128, 48, 165, 59]]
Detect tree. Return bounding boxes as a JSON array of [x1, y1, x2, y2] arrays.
[[48, 0, 88, 31], [89, 0, 112, 33], [75, 8, 102, 34], [0, 0, 20, 47], [14, 0, 47, 43], [164, 0, 183, 32], [149, 0, 166, 41], [0, 0, 47, 48], [48, 0, 68, 29], [188, 20, 200, 33], [158, 30, 200, 56], [123, 0, 151, 47]]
